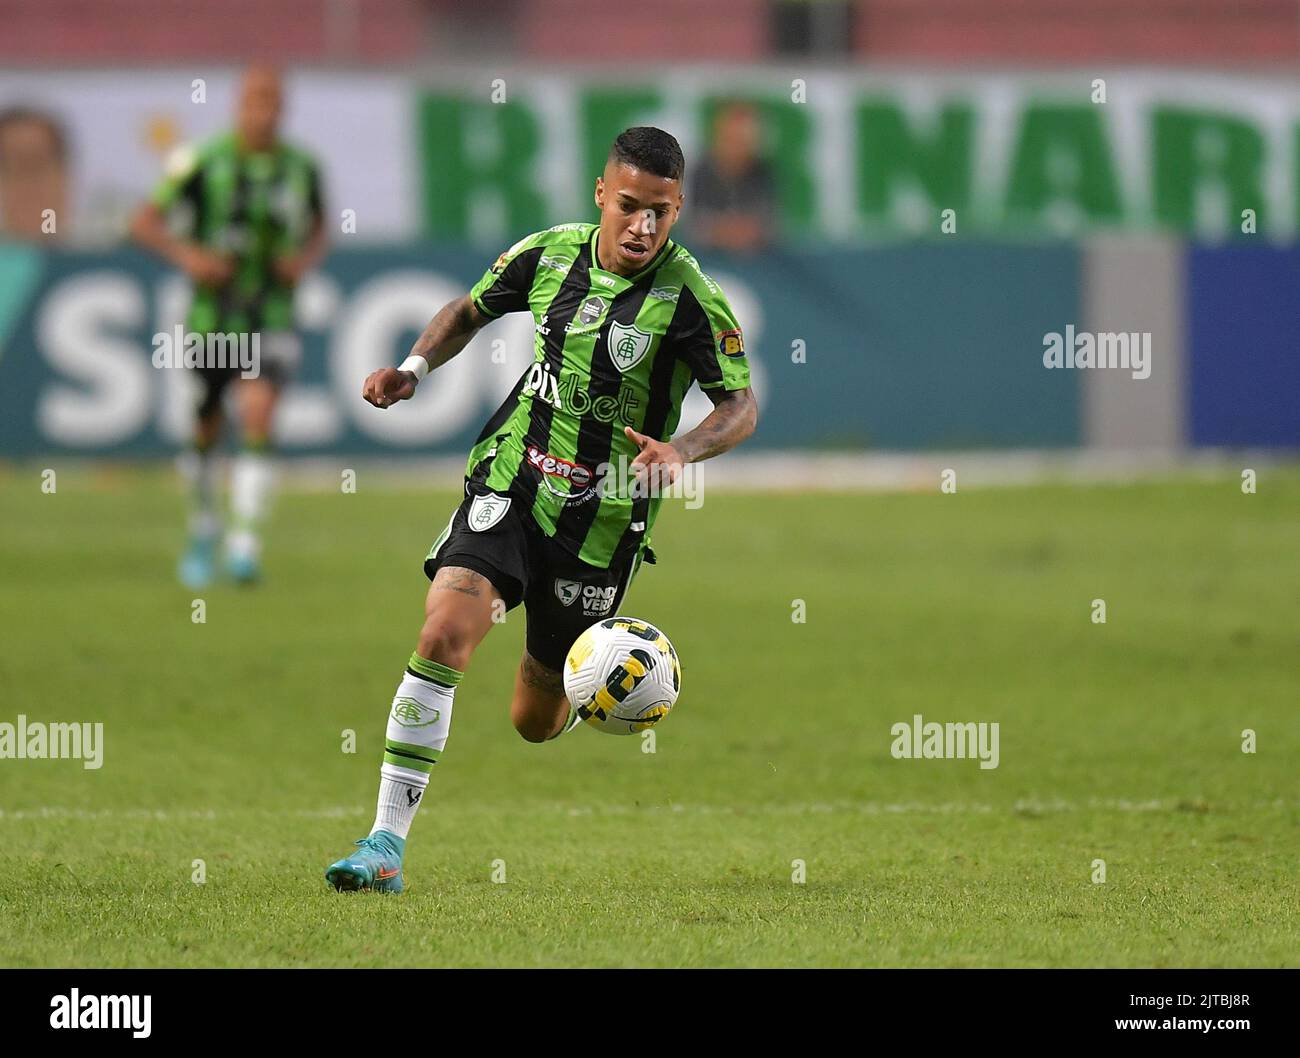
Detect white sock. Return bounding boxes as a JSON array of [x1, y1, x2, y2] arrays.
[[373, 770, 428, 840], [370, 655, 461, 840], [227, 449, 274, 560]]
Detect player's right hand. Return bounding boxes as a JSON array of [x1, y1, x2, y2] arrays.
[[179, 245, 235, 287], [362, 367, 418, 408]]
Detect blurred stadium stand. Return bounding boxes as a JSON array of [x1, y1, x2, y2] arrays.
[[2, 0, 1297, 64], [853, 0, 1300, 64]]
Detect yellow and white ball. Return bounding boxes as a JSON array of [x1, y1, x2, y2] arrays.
[[563, 618, 681, 735]]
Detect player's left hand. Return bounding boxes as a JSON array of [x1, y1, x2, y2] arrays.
[[624, 427, 684, 494]]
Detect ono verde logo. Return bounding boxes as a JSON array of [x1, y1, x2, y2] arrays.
[[390, 697, 441, 728]]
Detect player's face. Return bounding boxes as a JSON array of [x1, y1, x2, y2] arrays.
[[237, 70, 282, 152], [594, 161, 682, 275]]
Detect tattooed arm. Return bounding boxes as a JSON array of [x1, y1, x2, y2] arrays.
[[672, 386, 758, 463], [405, 294, 492, 373], [623, 386, 757, 486], [362, 294, 492, 408]]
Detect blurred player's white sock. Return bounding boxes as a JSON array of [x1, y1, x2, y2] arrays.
[[227, 444, 274, 561], [371, 654, 462, 839]]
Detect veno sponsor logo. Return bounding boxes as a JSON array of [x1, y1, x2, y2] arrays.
[[527, 444, 593, 489]]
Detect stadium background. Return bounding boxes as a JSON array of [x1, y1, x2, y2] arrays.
[[2, 1, 1298, 458], [0, 1, 1296, 970]]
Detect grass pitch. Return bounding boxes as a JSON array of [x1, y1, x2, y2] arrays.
[[0, 464, 1296, 967]]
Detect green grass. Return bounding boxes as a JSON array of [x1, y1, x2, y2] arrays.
[[0, 464, 1296, 967]]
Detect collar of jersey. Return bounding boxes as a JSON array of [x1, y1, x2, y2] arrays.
[[589, 226, 676, 285], [230, 131, 282, 160]]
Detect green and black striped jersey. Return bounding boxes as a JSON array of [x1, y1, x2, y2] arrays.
[[465, 222, 751, 570], [152, 133, 323, 334]]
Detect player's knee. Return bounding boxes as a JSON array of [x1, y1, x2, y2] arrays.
[[511, 709, 553, 744], [416, 613, 476, 671]]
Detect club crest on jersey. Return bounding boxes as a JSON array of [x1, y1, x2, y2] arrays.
[[717, 329, 745, 358], [554, 578, 581, 607], [607, 321, 653, 373], [468, 492, 511, 532]]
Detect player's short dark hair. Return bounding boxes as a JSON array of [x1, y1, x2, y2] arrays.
[[608, 127, 685, 182]]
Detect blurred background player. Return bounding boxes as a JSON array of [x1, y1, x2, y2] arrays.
[[130, 65, 327, 587]]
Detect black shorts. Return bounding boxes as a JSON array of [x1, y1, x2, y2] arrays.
[[193, 331, 300, 418], [423, 483, 652, 672]]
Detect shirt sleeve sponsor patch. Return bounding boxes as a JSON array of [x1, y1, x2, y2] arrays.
[[717, 328, 745, 358]]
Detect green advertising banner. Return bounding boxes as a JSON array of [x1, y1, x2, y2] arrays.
[[6, 69, 1298, 247], [414, 71, 1300, 243]]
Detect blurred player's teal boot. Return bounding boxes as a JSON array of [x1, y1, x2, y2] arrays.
[[177, 533, 217, 589], [325, 831, 406, 893], [224, 550, 261, 584], [224, 526, 261, 584]]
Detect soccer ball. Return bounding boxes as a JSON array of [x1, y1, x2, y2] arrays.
[[563, 617, 681, 735]]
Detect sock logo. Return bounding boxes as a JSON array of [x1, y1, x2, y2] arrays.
[[391, 697, 441, 728], [406, 788, 423, 807]]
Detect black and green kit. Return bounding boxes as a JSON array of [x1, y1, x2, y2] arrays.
[[424, 222, 751, 669], [152, 133, 323, 336]]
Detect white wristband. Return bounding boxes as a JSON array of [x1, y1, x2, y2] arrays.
[[398, 355, 429, 383]]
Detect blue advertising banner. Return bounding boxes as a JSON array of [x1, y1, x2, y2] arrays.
[[1187, 245, 1300, 448]]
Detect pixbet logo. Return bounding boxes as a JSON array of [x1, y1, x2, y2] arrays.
[[521, 362, 640, 424]]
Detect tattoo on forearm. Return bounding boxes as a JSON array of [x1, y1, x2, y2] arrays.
[[676, 390, 757, 463], [410, 296, 482, 369], [520, 653, 565, 693]]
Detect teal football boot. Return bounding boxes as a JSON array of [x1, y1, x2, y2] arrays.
[[325, 831, 406, 893], [177, 534, 217, 589], [224, 551, 261, 585]]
